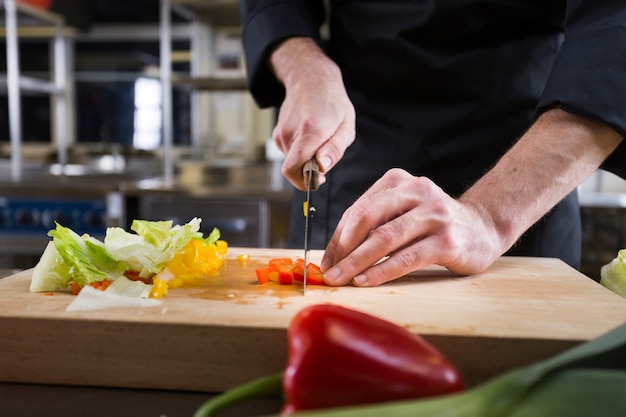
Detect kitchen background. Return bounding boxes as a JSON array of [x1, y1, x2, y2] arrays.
[[1, 0, 626, 280]]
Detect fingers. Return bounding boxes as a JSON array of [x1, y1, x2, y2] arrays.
[[277, 114, 355, 190], [322, 169, 426, 284], [272, 72, 356, 190], [321, 169, 498, 287]]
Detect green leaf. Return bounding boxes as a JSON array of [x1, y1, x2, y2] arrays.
[[600, 249, 626, 297], [204, 227, 221, 245], [48, 223, 126, 287], [509, 368, 626, 417], [105, 217, 203, 277], [29, 241, 72, 292]]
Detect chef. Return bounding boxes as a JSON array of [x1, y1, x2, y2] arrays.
[[238, 0, 626, 286]]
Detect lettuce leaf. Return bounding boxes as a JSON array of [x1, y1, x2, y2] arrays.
[[30, 241, 72, 292], [104, 217, 203, 277], [47, 223, 128, 287], [600, 249, 626, 298], [204, 227, 221, 245]]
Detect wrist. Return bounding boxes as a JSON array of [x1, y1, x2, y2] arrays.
[[270, 37, 342, 89]]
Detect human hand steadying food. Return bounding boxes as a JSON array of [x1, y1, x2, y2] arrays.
[[320, 168, 501, 287], [320, 109, 623, 286], [270, 37, 356, 190]]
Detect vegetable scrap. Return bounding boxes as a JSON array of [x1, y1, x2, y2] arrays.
[[255, 258, 326, 286], [29, 217, 227, 300], [600, 248, 626, 297]]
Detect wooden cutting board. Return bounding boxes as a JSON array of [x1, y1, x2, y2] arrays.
[[1, 248, 625, 392]]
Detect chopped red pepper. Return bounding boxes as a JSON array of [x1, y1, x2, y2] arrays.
[[282, 304, 464, 413], [278, 264, 295, 285], [124, 269, 151, 284], [255, 258, 326, 286], [255, 267, 273, 284], [70, 281, 81, 295]]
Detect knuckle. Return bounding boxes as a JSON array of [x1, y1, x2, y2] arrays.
[[344, 202, 370, 224], [430, 198, 454, 219], [383, 168, 407, 181], [392, 249, 417, 272], [369, 224, 397, 250], [437, 231, 462, 257]]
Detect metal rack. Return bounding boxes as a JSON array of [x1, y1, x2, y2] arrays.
[[1, 0, 73, 181], [159, 0, 248, 185]]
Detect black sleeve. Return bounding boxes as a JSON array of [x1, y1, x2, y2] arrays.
[[238, 0, 326, 108], [535, 0, 626, 177]]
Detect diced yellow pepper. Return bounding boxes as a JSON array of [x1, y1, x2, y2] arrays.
[[150, 278, 168, 298], [216, 240, 228, 255]]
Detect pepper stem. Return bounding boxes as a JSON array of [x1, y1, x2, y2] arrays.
[[193, 373, 284, 417]]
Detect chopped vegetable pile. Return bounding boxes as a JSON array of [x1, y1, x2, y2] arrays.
[[255, 258, 325, 286], [30, 217, 227, 299]]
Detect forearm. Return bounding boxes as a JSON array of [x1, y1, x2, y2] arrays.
[[270, 37, 342, 91], [267, 37, 356, 186], [460, 108, 623, 253]]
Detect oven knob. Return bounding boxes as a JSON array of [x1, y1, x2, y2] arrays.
[[42, 209, 69, 229], [14, 208, 39, 227]]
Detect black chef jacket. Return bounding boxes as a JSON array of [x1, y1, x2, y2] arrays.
[[239, 0, 626, 269]]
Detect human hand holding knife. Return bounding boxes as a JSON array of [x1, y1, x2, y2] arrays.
[[302, 159, 320, 295]]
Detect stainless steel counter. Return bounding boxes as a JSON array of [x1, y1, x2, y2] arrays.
[[0, 160, 294, 268], [0, 159, 292, 200]]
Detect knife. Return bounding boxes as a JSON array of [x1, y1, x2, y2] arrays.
[[302, 158, 320, 295]]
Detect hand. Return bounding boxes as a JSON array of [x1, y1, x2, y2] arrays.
[[320, 109, 623, 287], [270, 38, 356, 190], [320, 169, 504, 287]]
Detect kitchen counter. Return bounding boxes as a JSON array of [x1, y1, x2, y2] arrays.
[[0, 158, 293, 200], [0, 160, 294, 266]]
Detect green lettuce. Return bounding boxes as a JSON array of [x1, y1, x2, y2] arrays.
[[47, 223, 128, 287], [104, 217, 204, 277], [600, 249, 626, 298], [204, 227, 221, 245], [30, 241, 72, 292]]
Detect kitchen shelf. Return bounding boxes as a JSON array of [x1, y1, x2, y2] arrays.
[[170, 0, 240, 27], [171, 73, 246, 91], [159, 0, 248, 185], [1, 0, 73, 181], [0, 74, 62, 94]]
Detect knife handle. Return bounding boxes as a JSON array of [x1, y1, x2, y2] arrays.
[[303, 159, 320, 192]]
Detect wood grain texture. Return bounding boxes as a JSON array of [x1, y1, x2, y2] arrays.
[[1, 248, 625, 391]]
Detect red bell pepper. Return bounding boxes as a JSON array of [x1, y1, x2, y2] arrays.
[[282, 304, 464, 413], [192, 304, 463, 417], [255, 267, 273, 284], [256, 258, 327, 286]]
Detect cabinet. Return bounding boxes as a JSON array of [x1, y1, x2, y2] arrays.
[[1, 0, 74, 180]]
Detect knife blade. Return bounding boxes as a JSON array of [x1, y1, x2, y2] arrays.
[[302, 158, 320, 295]]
